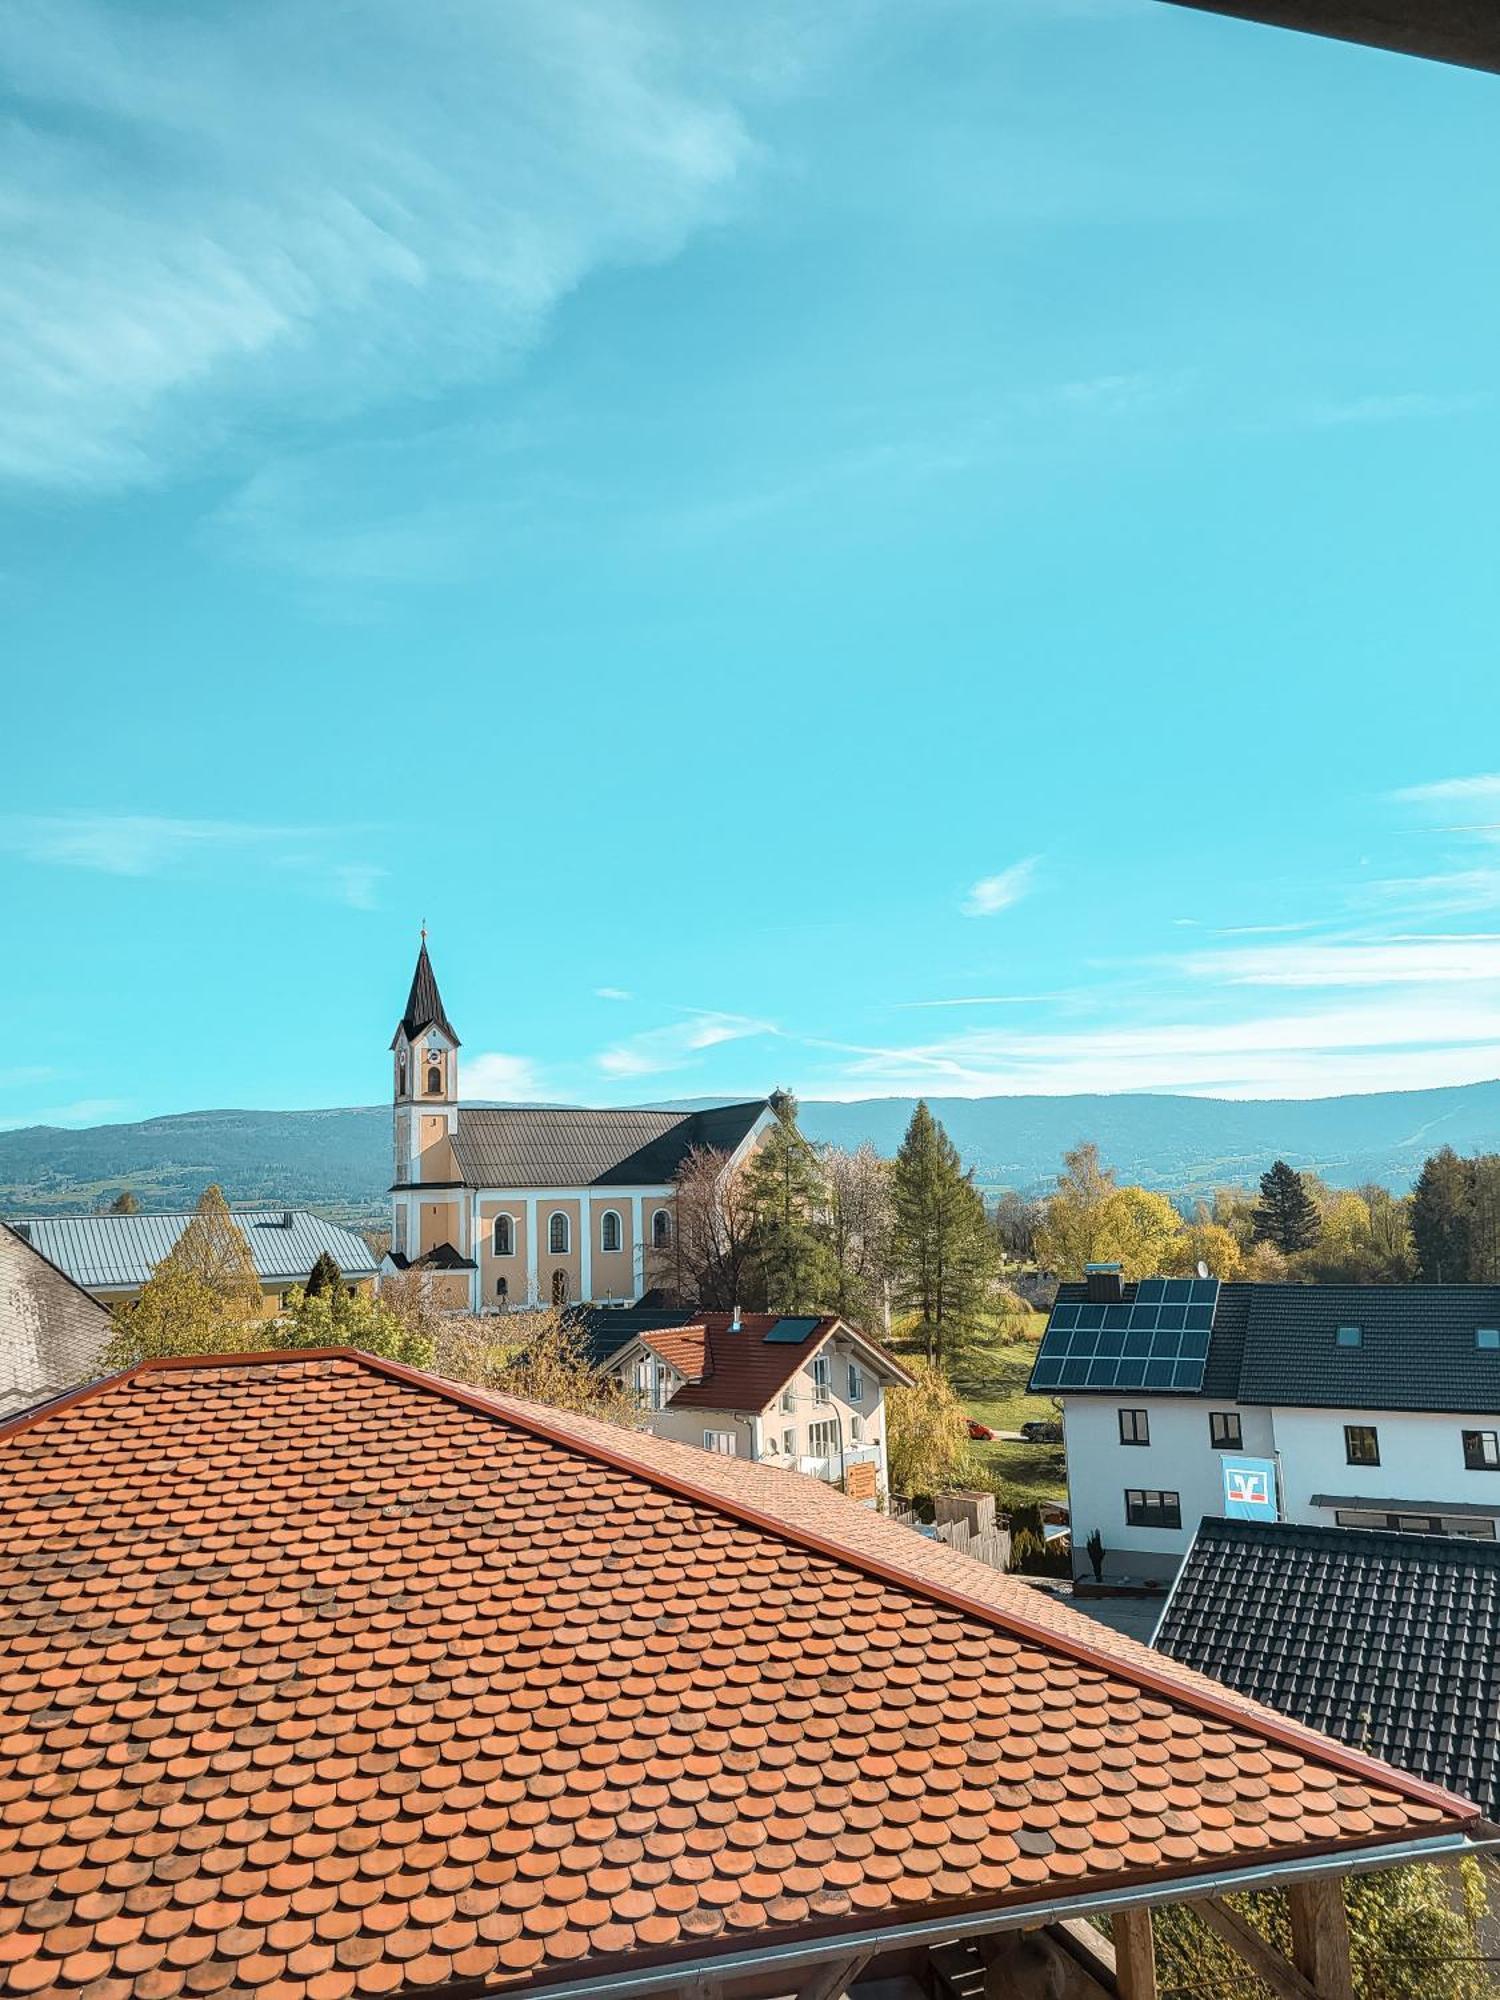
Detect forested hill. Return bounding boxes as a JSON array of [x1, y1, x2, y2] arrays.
[[6, 1080, 1500, 1223]]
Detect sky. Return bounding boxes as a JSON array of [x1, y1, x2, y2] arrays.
[[4, 0, 1500, 1128]]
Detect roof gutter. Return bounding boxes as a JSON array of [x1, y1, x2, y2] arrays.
[[467, 1832, 1490, 2000]]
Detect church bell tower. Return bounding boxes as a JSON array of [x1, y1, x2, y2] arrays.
[[390, 932, 461, 1260]]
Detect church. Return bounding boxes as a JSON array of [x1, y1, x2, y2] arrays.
[[385, 939, 772, 1312]]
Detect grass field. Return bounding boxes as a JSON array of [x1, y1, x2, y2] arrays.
[[890, 1307, 1067, 1507]]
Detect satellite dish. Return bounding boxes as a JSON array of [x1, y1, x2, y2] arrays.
[[1196, 1260, 1210, 1280]]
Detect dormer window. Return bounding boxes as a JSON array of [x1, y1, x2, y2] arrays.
[[1478, 1328, 1500, 1351], [1335, 1325, 1363, 1348]]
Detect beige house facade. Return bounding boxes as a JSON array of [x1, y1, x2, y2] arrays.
[[385, 940, 771, 1311]]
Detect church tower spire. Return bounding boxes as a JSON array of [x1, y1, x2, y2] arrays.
[[390, 933, 463, 1275]]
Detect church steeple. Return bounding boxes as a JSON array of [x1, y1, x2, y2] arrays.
[[391, 933, 460, 1050]]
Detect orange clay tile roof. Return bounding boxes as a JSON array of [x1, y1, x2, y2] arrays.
[[640, 1313, 913, 1414], [0, 1351, 1477, 2000]]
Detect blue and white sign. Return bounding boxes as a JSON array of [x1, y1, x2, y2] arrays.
[[1221, 1455, 1278, 1522]]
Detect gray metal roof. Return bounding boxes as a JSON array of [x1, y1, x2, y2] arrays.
[[1034, 1279, 1500, 1415], [1154, 1517, 1500, 1815], [10, 1212, 379, 1293], [450, 1101, 767, 1190]]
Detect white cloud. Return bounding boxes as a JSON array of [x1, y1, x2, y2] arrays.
[[598, 1009, 772, 1079], [0, 0, 841, 492], [1394, 774, 1500, 810], [1182, 937, 1500, 989], [961, 856, 1040, 918], [464, 1051, 544, 1101], [1305, 391, 1490, 429], [595, 987, 633, 1002], [0, 812, 382, 906]]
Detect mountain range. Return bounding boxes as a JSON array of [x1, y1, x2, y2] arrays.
[[5, 1079, 1500, 1224]]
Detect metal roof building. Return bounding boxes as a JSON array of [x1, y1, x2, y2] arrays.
[[9, 1210, 378, 1296]]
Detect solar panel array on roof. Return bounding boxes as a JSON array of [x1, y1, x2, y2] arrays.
[[763, 1315, 823, 1344], [1032, 1276, 1219, 1393]]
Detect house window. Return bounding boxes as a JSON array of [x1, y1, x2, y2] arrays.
[[782, 1427, 796, 1456], [703, 1431, 737, 1456], [850, 1413, 864, 1444], [848, 1362, 863, 1403], [1478, 1328, 1500, 1351], [652, 1362, 670, 1412], [1118, 1408, 1150, 1447], [651, 1208, 672, 1250], [1463, 1430, 1500, 1470], [551, 1269, 568, 1306], [495, 1277, 508, 1301], [1335, 1325, 1363, 1348], [812, 1355, 832, 1405], [1344, 1424, 1380, 1466], [1210, 1411, 1242, 1450], [1124, 1489, 1182, 1530], [809, 1419, 838, 1456], [492, 1215, 514, 1257], [781, 1386, 796, 1413], [548, 1212, 570, 1255], [600, 1210, 622, 1253]]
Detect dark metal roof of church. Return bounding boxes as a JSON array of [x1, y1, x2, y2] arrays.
[[451, 1100, 767, 1189], [390, 938, 460, 1049]]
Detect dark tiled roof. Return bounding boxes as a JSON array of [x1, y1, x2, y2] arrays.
[[1035, 1280, 1500, 1414], [573, 1305, 700, 1367], [451, 1100, 767, 1190], [0, 1352, 1473, 2000], [1154, 1517, 1500, 1816], [0, 1223, 111, 1419], [390, 939, 460, 1049]]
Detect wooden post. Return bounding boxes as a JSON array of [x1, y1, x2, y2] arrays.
[[1112, 1907, 1158, 2000], [1287, 1878, 1356, 2000], [1192, 1900, 1318, 2000]]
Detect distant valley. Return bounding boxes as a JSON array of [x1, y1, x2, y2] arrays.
[[6, 1079, 1500, 1223]]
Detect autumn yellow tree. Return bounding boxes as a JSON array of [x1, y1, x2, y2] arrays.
[[1164, 1220, 1244, 1280], [1035, 1146, 1185, 1279], [885, 1359, 974, 1497], [434, 1306, 641, 1425], [103, 1260, 252, 1368], [168, 1185, 264, 1318]]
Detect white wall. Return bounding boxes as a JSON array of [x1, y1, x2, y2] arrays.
[[1272, 1405, 1500, 1520], [1062, 1392, 1500, 1580], [1062, 1395, 1272, 1580]]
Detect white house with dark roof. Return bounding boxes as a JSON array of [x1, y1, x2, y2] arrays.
[[1033, 1267, 1500, 1581], [0, 1221, 112, 1417], [386, 938, 773, 1311]]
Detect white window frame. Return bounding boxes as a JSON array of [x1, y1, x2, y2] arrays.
[[600, 1209, 623, 1254], [492, 1214, 515, 1257], [651, 1207, 673, 1250], [849, 1413, 864, 1444], [812, 1354, 832, 1405], [848, 1362, 863, 1403], [703, 1430, 737, 1456], [548, 1211, 571, 1255], [781, 1386, 796, 1413], [782, 1426, 796, 1456], [808, 1418, 838, 1456]]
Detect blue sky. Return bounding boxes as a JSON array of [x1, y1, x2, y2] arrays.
[[4, 0, 1500, 1127]]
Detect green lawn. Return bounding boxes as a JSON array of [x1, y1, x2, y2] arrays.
[[890, 1308, 1067, 1508]]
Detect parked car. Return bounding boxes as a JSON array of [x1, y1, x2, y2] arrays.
[[1020, 1419, 1063, 1444], [966, 1418, 996, 1441]]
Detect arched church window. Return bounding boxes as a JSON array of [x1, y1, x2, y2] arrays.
[[551, 1268, 569, 1305], [651, 1208, 673, 1250], [493, 1215, 514, 1257], [548, 1212, 570, 1255], [426, 1064, 442, 1095], [600, 1210, 622, 1253], [398, 1054, 408, 1096]]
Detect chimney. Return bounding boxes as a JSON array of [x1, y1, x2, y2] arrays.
[[730, 1303, 741, 1332], [1084, 1262, 1124, 1304], [282, 1211, 295, 1230]]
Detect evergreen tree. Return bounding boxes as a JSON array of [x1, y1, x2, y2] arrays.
[[1252, 1161, 1320, 1254], [1410, 1146, 1474, 1282], [890, 1101, 997, 1364], [164, 1184, 263, 1318], [743, 1092, 834, 1313], [107, 1189, 140, 1215], [305, 1250, 342, 1298]]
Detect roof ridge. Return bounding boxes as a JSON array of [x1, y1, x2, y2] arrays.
[[35, 1344, 1470, 1825]]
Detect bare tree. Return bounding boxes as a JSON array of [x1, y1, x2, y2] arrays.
[[821, 1143, 893, 1331], [992, 1188, 1043, 1263], [671, 1146, 761, 1309]]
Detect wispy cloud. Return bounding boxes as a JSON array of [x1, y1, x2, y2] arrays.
[[464, 1051, 544, 1101], [961, 856, 1040, 918], [595, 987, 633, 1002], [1305, 391, 1491, 430], [1181, 936, 1500, 989], [0, 1, 847, 494], [1394, 773, 1500, 810], [0, 812, 383, 907], [598, 1009, 773, 1079]]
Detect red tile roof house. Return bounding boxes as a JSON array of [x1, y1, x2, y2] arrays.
[[602, 1314, 913, 1504], [0, 1350, 1489, 2000]]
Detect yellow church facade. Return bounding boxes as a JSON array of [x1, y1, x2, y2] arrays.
[[385, 941, 771, 1313]]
